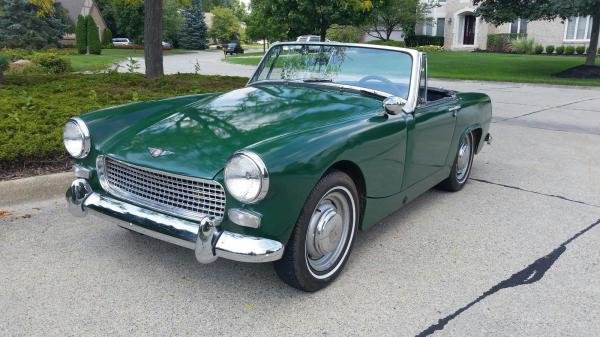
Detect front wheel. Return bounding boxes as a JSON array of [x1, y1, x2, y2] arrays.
[[274, 171, 359, 292], [438, 131, 475, 191]]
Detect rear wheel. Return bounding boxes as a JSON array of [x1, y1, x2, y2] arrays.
[[275, 171, 359, 292], [438, 131, 475, 192]]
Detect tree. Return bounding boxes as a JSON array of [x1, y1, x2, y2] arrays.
[[101, 28, 113, 47], [144, 0, 163, 77], [76, 15, 87, 54], [267, 0, 373, 41], [178, 0, 209, 49], [0, 0, 67, 50], [86, 15, 101, 54], [209, 6, 241, 43], [474, 0, 600, 66], [326, 24, 363, 42], [163, 0, 184, 46], [367, 0, 434, 40], [245, 0, 288, 51], [0, 55, 8, 86]]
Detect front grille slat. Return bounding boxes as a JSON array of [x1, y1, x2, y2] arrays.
[[99, 156, 226, 220]]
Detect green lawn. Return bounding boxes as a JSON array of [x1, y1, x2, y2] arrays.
[[66, 48, 192, 72], [225, 51, 600, 86], [0, 73, 247, 171]]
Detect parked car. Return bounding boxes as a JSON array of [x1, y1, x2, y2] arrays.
[[111, 38, 132, 46], [65, 42, 492, 291], [297, 35, 322, 42], [161, 41, 173, 50], [223, 42, 244, 55]]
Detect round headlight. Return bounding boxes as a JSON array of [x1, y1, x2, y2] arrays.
[[224, 151, 269, 204], [63, 117, 91, 159]]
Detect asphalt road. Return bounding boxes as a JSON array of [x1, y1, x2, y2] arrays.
[[1, 80, 600, 336]]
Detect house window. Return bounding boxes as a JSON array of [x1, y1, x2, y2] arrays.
[[565, 16, 593, 41], [510, 18, 528, 34], [436, 18, 445, 36], [425, 21, 434, 36]]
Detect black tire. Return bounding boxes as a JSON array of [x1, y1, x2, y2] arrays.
[[438, 131, 475, 192], [274, 170, 359, 292]]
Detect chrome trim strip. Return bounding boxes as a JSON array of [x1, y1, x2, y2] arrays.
[[96, 155, 226, 222]]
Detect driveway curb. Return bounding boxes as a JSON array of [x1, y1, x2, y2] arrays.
[[0, 172, 72, 207]]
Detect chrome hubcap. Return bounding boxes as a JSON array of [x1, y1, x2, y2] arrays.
[[456, 134, 472, 183], [305, 189, 351, 273]]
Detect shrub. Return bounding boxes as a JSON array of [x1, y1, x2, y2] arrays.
[[405, 35, 444, 47], [76, 15, 87, 54], [534, 44, 544, 54], [555, 45, 565, 55], [101, 28, 113, 48], [6, 61, 44, 75], [486, 33, 526, 52], [0, 55, 8, 85], [510, 37, 535, 54], [564, 45, 575, 55], [545, 45, 555, 54], [86, 16, 101, 55], [0, 48, 31, 61], [30, 53, 72, 74], [326, 24, 363, 43], [366, 39, 406, 47], [415, 45, 444, 52], [575, 45, 585, 55]]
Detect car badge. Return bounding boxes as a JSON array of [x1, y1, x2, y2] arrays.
[[148, 147, 174, 157]]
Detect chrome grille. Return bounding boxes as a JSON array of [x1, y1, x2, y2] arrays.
[[98, 156, 226, 220]]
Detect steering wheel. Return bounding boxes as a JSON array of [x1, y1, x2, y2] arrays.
[[357, 75, 395, 88]]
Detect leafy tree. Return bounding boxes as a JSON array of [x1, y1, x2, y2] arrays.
[[267, 0, 373, 41], [108, 0, 144, 43], [474, 0, 600, 66], [366, 0, 434, 40], [209, 6, 241, 43], [326, 24, 363, 42], [101, 28, 113, 47], [76, 15, 87, 54], [0, 0, 67, 50], [163, 0, 184, 46], [178, 0, 209, 49], [86, 15, 101, 54], [246, 0, 288, 51]]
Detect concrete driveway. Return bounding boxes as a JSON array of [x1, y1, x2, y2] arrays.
[[1, 80, 599, 336]]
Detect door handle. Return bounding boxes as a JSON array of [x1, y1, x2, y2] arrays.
[[449, 105, 461, 117]]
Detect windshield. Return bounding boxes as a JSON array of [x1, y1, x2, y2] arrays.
[[251, 44, 413, 98]]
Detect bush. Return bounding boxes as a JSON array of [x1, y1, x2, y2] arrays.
[[30, 53, 72, 74], [76, 15, 87, 54], [405, 35, 444, 47], [487, 33, 526, 52], [415, 45, 444, 52], [365, 40, 406, 48], [564, 45, 575, 55], [86, 16, 101, 55], [534, 44, 544, 54], [545, 45, 555, 54], [101, 28, 113, 48], [510, 37, 536, 54], [0, 48, 31, 61], [0, 55, 8, 84], [326, 24, 363, 43], [575, 45, 585, 55], [556, 45, 565, 55]]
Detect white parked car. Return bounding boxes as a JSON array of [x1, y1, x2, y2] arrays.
[[112, 38, 132, 46], [296, 35, 328, 42]]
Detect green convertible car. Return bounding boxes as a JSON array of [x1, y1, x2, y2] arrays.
[[66, 42, 492, 291]]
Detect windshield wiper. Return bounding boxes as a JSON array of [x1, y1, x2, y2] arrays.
[[303, 78, 333, 83]]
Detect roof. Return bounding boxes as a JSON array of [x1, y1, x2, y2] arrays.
[[58, 0, 93, 22]]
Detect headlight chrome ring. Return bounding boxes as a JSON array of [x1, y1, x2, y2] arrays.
[[224, 150, 269, 204], [63, 117, 91, 159]]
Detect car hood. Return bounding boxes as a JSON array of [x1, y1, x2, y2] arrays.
[[97, 84, 381, 179]]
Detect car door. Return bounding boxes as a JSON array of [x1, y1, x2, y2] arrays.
[[403, 54, 458, 189]]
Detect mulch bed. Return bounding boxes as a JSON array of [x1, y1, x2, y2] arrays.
[[0, 158, 72, 181], [553, 65, 600, 79]]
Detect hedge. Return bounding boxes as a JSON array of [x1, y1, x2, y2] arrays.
[[0, 74, 248, 169], [76, 15, 87, 54], [405, 35, 444, 47], [86, 16, 101, 55]]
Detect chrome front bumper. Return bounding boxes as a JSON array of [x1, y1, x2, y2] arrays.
[[66, 179, 284, 264]]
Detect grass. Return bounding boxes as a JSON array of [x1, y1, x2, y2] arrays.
[[0, 73, 247, 169], [65, 48, 192, 72], [225, 51, 600, 86]]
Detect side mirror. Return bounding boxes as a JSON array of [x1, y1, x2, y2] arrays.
[[383, 96, 408, 115]]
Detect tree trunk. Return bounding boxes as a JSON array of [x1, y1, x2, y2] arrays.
[[585, 13, 600, 66], [144, 0, 164, 78], [320, 25, 327, 42]]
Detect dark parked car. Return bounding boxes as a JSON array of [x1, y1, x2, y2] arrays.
[[223, 42, 244, 55], [65, 42, 492, 291]]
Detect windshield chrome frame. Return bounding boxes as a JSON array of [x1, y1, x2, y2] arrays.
[[247, 41, 422, 114]]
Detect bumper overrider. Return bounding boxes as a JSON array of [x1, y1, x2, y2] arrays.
[[66, 179, 284, 263]]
